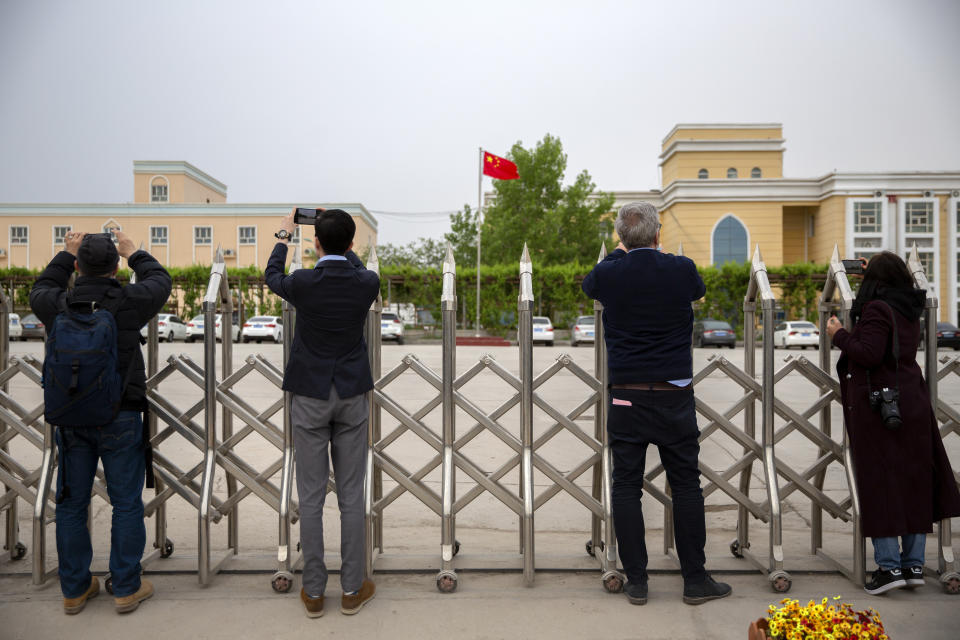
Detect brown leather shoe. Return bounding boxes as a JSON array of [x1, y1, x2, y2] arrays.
[[340, 579, 375, 615], [300, 588, 324, 618], [63, 576, 100, 615], [114, 578, 154, 613]]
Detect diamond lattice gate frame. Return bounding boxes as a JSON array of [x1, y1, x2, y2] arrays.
[[365, 245, 621, 592], [648, 246, 791, 592], [526, 244, 623, 593], [0, 288, 28, 564]]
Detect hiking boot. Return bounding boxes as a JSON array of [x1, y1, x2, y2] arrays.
[[864, 568, 906, 595], [624, 580, 648, 605], [300, 588, 324, 618], [340, 579, 375, 615], [683, 575, 732, 605], [902, 565, 925, 588], [63, 576, 99, 615], [114, 579, 154, 613]]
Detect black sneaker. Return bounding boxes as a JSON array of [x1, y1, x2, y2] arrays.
[[682, 575, 732, 605], [864, 568, 906, 595], [902, 565, 925, 588], [624, 581, 648, 605]]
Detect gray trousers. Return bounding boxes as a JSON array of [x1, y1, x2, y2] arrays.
[[291, 388, 368, 596]]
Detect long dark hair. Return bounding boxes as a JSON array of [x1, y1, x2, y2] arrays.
[[851, 251, 923, 324]]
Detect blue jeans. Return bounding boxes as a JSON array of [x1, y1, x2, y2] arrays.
[[55, 411, 145, 598], [872, 534, 926, 570], [607, 387, 707, 585]]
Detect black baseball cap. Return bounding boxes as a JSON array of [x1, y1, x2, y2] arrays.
[[77, 233, 120, 275]]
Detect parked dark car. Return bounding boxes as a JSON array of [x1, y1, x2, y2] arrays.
[[693, 319, 736, 348], [937, 322, 960, 350], [19, 313, 46, 340]]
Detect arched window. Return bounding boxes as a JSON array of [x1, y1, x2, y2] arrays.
[[712, 215, 748, 265], [751, 167, 762, 178], [726, 167, 738, 179], [150, 176, 169, 202], [698, 168, 709, 179]]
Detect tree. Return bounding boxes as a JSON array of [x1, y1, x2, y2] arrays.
[[373, 237, 446, 269], [479, 134, 615, 265], [444, 203, 478, 268]]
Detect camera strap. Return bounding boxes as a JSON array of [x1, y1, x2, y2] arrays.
[[865, 301, 900, 397]]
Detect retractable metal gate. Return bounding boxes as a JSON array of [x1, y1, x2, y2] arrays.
[[365, 245, 623, 592], [3, 242, 957, 596]]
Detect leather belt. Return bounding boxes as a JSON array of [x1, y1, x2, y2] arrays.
[[611, 382, 686, 391]]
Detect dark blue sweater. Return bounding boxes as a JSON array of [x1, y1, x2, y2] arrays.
[[582, 248, 705, 384]]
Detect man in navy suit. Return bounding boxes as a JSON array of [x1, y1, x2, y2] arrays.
[[582, 202, 731, 606], [266, 208, 380, 618]]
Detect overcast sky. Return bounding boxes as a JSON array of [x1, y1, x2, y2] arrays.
[[1, 0, 958, 245]]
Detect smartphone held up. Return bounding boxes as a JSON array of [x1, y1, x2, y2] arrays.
[[293, 207, 349, 225], [841, 258, 865, 275]]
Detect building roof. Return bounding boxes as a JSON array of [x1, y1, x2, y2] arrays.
[[133, 161, 228, 196]]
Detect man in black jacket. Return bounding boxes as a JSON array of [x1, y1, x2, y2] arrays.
[[265, 208, 380, 618], [30, 230, 171, 615], [582, 202, 731, 606]]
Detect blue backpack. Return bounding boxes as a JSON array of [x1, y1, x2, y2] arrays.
[[42, 290, 133, 427]]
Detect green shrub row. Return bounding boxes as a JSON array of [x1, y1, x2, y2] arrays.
[[0, 260, 828, 336]]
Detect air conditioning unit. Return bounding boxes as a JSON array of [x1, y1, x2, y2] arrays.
[[923, 190, 933, 198], [952, 190, 959, 198], [303, 248, 316, 257], [874, 191, 883, 197], [223, 249, 236, 257], [0, 248, 6, 256]]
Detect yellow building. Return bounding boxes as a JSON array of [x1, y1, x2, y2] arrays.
[[608, 124, 960, 322], [0, 161, 378, 270]]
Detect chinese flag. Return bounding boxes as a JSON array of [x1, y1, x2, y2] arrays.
[[482, 151, 519, 180]]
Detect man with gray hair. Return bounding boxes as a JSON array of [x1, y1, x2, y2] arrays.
[[582, 202, 731, 606]]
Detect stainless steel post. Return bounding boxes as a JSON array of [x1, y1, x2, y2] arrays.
[[518, 245, 535, 585], [0, 288, 15, 560], [816, 247, 863, 584], [147, 295, 165, 556], [222, 287, 237, 553], [32, 422, 56, 584], [589, 246, 605, 559], [274, 248, 301, 591], [908, 245, 958, 585], [593, 244, 622, 591], [437, 246, 458, 592], [363, 246, 382, 579], [738, 293, 756, 558], [198, 250, 226, 584]]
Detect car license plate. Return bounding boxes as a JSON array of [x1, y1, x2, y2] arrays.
[[254, 324, 262, 328], [801, 333, 810, 337], [586, 331, 594, 336], [24, 324, 35, 329], [381, 324, 389, 329], [196, 324, 204, 329], [946, 332, 955, 337]]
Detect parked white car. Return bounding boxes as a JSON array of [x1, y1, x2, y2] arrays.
[[185, 314, 241, 342], [532, 316, 554, 346], [774, 321, 820, 349], [242, 316, 283, 343], [140, 314, 188, 342], [380, 312, 405, 345], [8, 313, 22, 340], [570, 315, 595, 346]]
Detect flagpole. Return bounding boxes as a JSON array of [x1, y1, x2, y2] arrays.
[[475, 146, 483, 337]]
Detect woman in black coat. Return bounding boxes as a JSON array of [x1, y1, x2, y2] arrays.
[[826, 251, 960, 595]]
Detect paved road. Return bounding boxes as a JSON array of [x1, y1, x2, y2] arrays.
[[2, 341, 959, 638]]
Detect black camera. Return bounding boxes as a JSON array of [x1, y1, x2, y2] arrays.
[[868, 387, 902, 430]]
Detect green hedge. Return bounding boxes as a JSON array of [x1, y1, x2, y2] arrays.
[[1, 260, 829, 337]]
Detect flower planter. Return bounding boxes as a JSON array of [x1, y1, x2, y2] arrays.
[[748, 618, 771, 640]]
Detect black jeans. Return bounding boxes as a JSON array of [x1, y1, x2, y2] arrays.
[[607, 387, 707, 585]]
